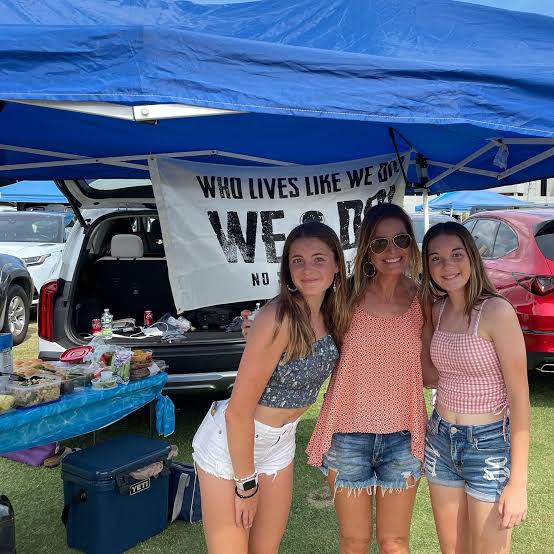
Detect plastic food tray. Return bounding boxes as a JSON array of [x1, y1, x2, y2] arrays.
[[6, 376, 61, 407]]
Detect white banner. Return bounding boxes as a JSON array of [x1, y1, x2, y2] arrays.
[[149, 154, 407, 312]]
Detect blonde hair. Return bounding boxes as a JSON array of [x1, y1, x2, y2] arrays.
[[421, 221, 500, 322], [350, 203, 421, 306], [274, 222, 350, 363]]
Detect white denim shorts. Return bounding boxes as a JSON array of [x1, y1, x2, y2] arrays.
[[192, 399, 299, 479]]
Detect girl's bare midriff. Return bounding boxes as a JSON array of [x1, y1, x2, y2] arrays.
[[254, 404, 309, 427], [435, 402, 505, 426]]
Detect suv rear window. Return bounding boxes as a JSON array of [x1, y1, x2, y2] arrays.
[[535, 220, 554, 260]]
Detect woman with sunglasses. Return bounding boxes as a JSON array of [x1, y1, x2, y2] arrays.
[[241, 204, 434, 552], [421, 222, 529, 553], [306, 203, 435, 554]]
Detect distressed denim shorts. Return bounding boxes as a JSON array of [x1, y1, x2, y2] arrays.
[[424, 409, 511, 503], [192, 399, 299, 479], [320, 431, 423, 495]]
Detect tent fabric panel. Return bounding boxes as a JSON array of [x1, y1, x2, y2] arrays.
[[4, 102, 554, 192], [1, 1, 554, 134], [415, 190, 537, 212], [0, 181, 66, 203], [1, 0, 554, 189]]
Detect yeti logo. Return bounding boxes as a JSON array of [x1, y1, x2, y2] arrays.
[[130, 479, 150, 495]]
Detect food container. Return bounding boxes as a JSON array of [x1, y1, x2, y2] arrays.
[[60, 346, 94, 364], [6, 376, 61, 407], [130, 350, 153, 369], [0, 393, 15, 414], [129, 366, 150, 381], [60, 373, 92, 394], [91, 376, 117, 390]]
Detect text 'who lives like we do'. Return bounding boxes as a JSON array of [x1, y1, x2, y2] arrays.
[[195, 161, 401, 201]]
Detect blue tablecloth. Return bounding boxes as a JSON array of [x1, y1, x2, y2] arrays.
[[0, 373, 175, 454]]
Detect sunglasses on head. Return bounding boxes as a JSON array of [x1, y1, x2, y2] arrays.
[[369, 233, 412, 254]]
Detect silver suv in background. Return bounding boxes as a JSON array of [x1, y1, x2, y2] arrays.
[[410, 213, 457, 250]]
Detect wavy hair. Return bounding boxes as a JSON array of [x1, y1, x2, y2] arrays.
[[421, 221, 500, 322], [275, 221, 350, 363], [350, 203, 421, 306]]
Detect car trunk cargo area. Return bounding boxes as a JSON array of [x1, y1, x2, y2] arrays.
[[67, 212, 260, 347]]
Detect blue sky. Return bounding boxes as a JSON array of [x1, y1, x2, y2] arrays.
[[460, 0, 554, 18]]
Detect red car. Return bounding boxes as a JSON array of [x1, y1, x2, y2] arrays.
[[463, 209, 554, 372]]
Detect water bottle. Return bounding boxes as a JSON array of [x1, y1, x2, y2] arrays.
[[101, 308, 113, 339]]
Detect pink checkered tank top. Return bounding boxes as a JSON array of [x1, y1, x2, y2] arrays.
[[430, 297, 508, 414]]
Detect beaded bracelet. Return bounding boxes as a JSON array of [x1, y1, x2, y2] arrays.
[[233, 471, 257, 483]]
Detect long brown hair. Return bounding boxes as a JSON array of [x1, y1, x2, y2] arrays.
[[275, 221, 350, 363], [421, 221, 500, 322], [350, 203, 421, 306]]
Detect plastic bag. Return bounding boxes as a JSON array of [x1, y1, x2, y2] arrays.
[[83, 337, 116, 365], [111, 349, 132, 384]]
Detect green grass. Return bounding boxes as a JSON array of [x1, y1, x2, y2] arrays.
[[2, 326, 553, 553]]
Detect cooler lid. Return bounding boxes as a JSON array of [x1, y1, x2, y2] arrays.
[[61, 434, 171, 482]]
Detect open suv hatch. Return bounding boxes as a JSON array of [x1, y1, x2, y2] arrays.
[[38, 179, 263, 396]]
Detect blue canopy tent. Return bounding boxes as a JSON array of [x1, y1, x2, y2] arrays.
[[415, 190, 536, 212], [1, 0, 554, 222], [0, 181, 67, 204]]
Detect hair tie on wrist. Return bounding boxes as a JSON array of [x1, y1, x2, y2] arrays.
[[235, 483, 259, 499]]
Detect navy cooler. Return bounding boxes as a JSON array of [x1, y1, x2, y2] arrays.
[[61, 435, 171, 554]]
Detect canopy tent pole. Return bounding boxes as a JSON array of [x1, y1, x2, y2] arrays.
[[0, 146, 294, 172], [425, 141, 500, 189], [422, 187, 430, 232], [3, 129, 554, 197], [415, 153, 431, 233], [427, 160, 498, 178], [9, 100, 241, 121]]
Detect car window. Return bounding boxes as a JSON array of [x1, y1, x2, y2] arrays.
[[493, 222, 518, 258], [411, 217, 453, 245], [471, 219, 499, 258], [535, 220, 554, 261], [463, 219, 476, 233], [0, 214, 63, 243], [412, 220, 425, 244]]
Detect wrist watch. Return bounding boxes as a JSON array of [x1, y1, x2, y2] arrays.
[[235, 473, 258, 493]]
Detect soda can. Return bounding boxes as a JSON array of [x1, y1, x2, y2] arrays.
[[91, 319, 102, 336], [144, 310, 154, 327]]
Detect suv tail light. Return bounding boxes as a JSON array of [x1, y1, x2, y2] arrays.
[[512, 272, 554, 296], [38, 280, 59, 341]]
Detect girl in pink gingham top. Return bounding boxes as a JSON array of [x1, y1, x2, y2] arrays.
[[431, 296, 508, 416], [421, 222, 530, 554]]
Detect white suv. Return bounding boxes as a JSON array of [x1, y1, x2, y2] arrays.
[[38, 179, 262, 396], [0, 211, 74, 302]]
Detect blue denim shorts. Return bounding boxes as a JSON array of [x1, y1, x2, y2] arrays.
[[320, 431, 423, 495], [424, 409, 511, 503]]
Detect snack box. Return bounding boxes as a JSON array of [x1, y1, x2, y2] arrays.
[[6, 375, 61, 407], [0, 393, 15, 414]]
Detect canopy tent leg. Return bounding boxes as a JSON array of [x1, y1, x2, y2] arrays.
[[423, 187, 430, 233]]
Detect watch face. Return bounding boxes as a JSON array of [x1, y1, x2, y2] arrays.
[[243, 479, 257, 491]]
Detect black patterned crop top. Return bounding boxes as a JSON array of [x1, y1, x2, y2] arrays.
[[258, 335, 339, 409]]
